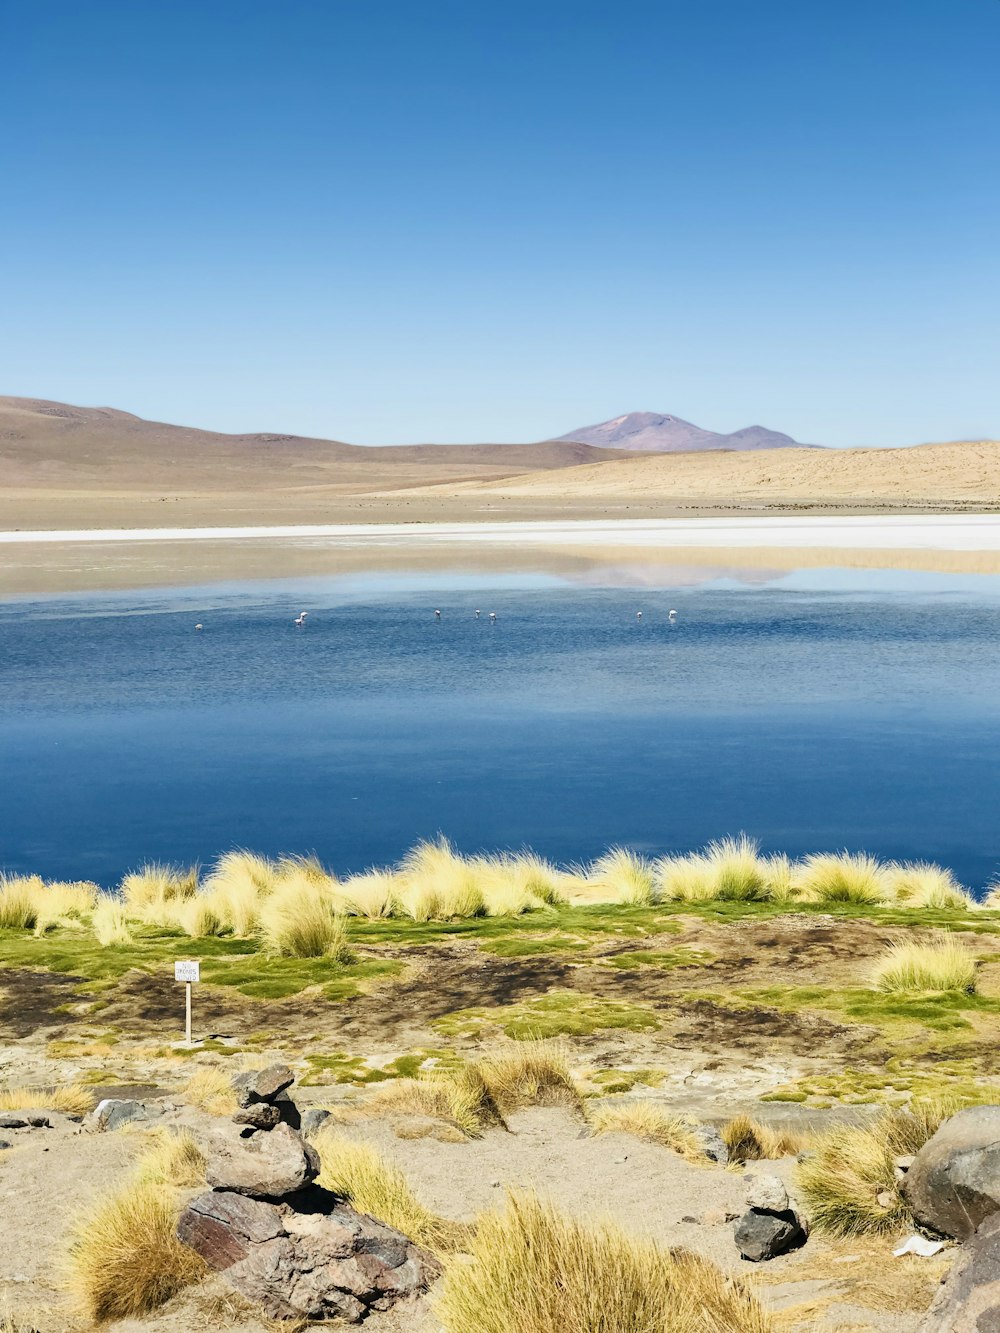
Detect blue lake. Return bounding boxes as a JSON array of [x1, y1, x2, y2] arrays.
[[2, 564, 1000, 890]]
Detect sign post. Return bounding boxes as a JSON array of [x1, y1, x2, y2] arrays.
[[174, 960, 200, 1047]]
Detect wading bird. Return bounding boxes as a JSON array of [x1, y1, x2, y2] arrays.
[[668, 609, 677, 622], [194, 623, 203, 631], [294, 611, 308, 627], [489, 611, 497, 622], [434, 609, 441, 619]]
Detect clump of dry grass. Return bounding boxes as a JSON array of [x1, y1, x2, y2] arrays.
[[120, 863, 199, 926], [0, 1083, 93, 1115], [589, 1101, 703, 1160], [91, 896, 133, 947], [871, 932, 977, 993], [796, 1100, 957, 1236], [479, 1041, 581, 1115], [133, 1127, 206, 1188], [722, 1113, 806, 1164], [32, 880, 99, 935], [0, 875, 44, 930], [183, 1066, 238, 1115], [373, 1064, 507, 1138], [258, 874, 352, 959], [434, 1191, 773, 1333], [586, 848, 658, 905], [64, 1178, 206, 1321], [794, 851, 890, 905], [885, 861, 972, 910], [338, 870, 400, 918], [314, 1129, 464, 1252]]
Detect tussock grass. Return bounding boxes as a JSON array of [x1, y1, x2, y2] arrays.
[[91, 896, 133, 947], [33, 880, 98, 935], [401, 839, 485, 918], [478, 1040, 582, 1114], [796, 1100, 957, 1236], [183, 1066, 237, 1115], [258, 876, 352, 959], [587, 848, 658, 905], [0, 876, 44, 930], [795, 852, 890, 905], [120, 863, 199, 925], [373, 1064, 507, 1138], [434, 1191, 773, 1333], [65, 1179, 206, 1321], [722, 1113, 806, 1164], [133, 1127, 206, 1188], [338, 870, 400, 918], [704, 836, 770, 901], [314, 1129, 463, 1252], [589, 1101, 702, 1160], [0, 1083, 93, 1114], [885, 862, 973, 910], [871, 933, 977, 994]]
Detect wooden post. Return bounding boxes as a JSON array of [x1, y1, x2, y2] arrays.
[[185, 980, 192, 1047]]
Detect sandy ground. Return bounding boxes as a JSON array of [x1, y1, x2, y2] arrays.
[[0, 1104, 943, 1333]]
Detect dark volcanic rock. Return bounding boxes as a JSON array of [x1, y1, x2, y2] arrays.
[[735, 1208, 805, 1261], [301, 1108, 332, 1138], [206, 1121, 320, 1199], [232, 1064, 295, 1108], [904, 1106, 1000, 1240], [233, 1102, 282, 1131], [918, 1209, 1000, 1331], [178, 1186, 441, 1322]]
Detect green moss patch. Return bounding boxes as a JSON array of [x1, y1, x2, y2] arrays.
[[434, 990, 659, 1040], [599, 947, 712, 970]]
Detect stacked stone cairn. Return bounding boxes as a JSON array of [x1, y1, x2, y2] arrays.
[[177, 1064, 440, 1322], [734, 1173, 806, 1262]]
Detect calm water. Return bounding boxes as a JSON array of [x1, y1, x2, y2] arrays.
[[2, 565, 1000, 890]]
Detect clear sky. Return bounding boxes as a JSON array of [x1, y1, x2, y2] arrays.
[[2, 0, 997, 446]]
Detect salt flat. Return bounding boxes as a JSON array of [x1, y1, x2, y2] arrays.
[[3, 514, 1000, 550]]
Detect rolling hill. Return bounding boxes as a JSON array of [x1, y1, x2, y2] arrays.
[[555, 411, 808, 452]]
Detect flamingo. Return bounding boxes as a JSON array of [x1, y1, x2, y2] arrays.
[[295, 611, 308, 627], [636, 611, 643, 620], [194, 623, 203, 631], [668, 609, 677, 622], [475, 609, 481, 619], [434, 609, 441, 619], [489, 611, 497, 623]]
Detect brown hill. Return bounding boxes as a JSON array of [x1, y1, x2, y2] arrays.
[[432, 440, 1000, 510]]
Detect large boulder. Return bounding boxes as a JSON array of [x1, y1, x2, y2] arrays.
[[918, 1209, 1000, 1332], [86, 1099, 155, 1133], [206, 1122, 320, 1200], [232, 1064, 296, 1108], [904, 1106, 1000, 1240], [178, 1186, 441, 1322]]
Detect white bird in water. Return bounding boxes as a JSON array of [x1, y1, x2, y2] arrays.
[[475, 609, 481, 619], [668, 609, 677, 622], [434, 609, 441, 619], [489, 611, 497, 622], [294, 611, 308, 627], [194, 623, 203, 631], [636, 611, 643, 620]]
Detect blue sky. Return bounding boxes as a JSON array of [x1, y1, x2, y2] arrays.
[[1, 0, 997, 446]]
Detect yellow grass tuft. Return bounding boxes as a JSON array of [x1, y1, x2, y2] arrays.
[[0, 875, 44, 930], [0, 1083, 93, 1115], [588, 1101, 703, 1160], [795, 851, 890, 905], [258, 875, 352, 959], [133, 1127, 206, 1188], [33, 880, 99, 935], [722, 1113, 806, 1164], [338, 870, 400, 918], [373, 1064, 507, 1138], [91, 896, 133, 947], [183, 1066, 238, 1115], [120, 863, 199, 926], [587, 848, 658, 905], [703, 836, 770, 901], [479, 1040, 582, 1114], [871, 932, 976, 993], [314, 1129, 463, 1252], [434, 1191, 773, 1333], [796, 1101, 955, 1236], [885, 861, 972, 910], [400, 839, 485, 918], [65, 1178, 206, 1321]]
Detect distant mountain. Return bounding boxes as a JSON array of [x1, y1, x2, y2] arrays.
[[554, 411, 809, 453]]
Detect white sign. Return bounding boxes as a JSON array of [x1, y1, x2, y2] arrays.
[[174, 960, 200, 983]]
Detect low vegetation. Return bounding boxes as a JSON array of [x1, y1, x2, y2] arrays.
[[314, 1129, 464, 1252], [133, 1127, 206, 1188], [871, 933, 977, 994], [588, 1101, 703, 1159], [0, 1083, 93, 1115], [721, 1113, 806, 1164], [64, 1178, 206, 1321], [796, 1100, 957, 1235], [434, 1190, 773, 1333]]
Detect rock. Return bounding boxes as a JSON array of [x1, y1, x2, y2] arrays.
[[232, 1064, 295, 1108], [745, 1174, 789, 1213], [0, 1115, 28, 1130], [273, 1090, 302, 1130], [0, 1140, 11, 1150], [206, 1122, 320, 1199], [692, 1125, 729, 1165], [876, 1190, 895, 1208], [233, 1103, 281, 1131], [735, 1208, 805, 1261], [918, 1209, 1000, 1332], [178, 1186, 441, 1322], [702, 1207, 739, 1226], [903, 1106, 1000, 1240], [301, 1108, 332, 1138], [87, 1099, 152, 1132], [894, 1154, 915, 1173]]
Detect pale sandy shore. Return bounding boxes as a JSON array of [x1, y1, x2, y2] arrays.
[[5, 514, 1000, 549], [4, 517, 1000, 596]]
